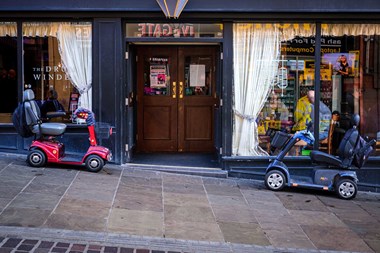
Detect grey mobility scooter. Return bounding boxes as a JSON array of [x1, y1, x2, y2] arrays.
[[264, 114, 375, 199]]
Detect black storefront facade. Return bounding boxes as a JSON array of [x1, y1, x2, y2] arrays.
[[1, 0, 380, 191]]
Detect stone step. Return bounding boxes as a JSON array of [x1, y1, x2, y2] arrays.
[[123, 163, 228, 178]]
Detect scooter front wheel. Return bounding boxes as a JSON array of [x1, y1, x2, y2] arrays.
[[265, 170, 286, 191], [85, 155, 104, 173], [335, 178, 357, 200], [27, 149, 47, 167]]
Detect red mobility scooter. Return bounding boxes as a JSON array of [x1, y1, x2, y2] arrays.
[[23, 89, 112, 172]]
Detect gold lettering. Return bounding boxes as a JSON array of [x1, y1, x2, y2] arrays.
[[181, 25, 190, 37], [190, 25, 194, 37], [138, 23, 146, 37], [147, 23, 155, 36], [162, 24, 172, 36], [153, 24, 162, 37]]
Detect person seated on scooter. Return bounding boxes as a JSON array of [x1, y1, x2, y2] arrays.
[[293, 90, 331, 140]]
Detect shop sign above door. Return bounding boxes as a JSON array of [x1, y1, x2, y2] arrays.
[[126, 23, 223, 38], [138, 23, 194, 37], [156, 0, 188, 19]]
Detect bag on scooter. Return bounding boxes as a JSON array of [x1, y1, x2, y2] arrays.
[[12, 102, 34, 138], [270, 131, 290, 149]]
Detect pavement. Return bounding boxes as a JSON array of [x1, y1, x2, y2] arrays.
[[0, 153, 379, 253]]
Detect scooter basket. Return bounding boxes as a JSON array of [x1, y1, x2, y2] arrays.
[[95, 122, 112, 139], [270, 131, 290, 149]]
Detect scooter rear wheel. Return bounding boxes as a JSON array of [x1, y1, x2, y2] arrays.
[[27, 149, 47, 167], [85, 155, 104, 172], [335, 178, 357, 200], [265, 170, 286, 191]]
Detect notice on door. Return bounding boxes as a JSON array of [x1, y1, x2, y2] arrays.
[[190, 64, 206, 87], [150, 65, 167, 88]]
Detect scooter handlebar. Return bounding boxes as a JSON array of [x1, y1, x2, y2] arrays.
[[73, 108, 96, 126], [294, 129, 315, 145]]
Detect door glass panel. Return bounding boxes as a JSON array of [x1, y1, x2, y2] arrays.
[[184, 55, 212, 96], [143, 57, 170, 96]]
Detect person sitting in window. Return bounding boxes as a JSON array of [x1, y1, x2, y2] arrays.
[[40, 89, 65, 119], [262, 91, 289, 121]]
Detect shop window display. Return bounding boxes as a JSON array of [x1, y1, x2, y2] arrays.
[[233, 23, 380, 158], [321, 24, 380, 156], [0, 22, 17, 123], [23, 22, 92, 123]]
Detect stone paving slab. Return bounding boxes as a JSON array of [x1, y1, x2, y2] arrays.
[[0, 226, 369, 253], [0, 154, 379, 253], [301, 225, 373, 252]]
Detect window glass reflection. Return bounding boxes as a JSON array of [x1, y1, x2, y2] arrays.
[[233, 22, 380, 158], [23, 22, 92, 123], [321, 24, 380, 156], [0, 22, 17, 123]]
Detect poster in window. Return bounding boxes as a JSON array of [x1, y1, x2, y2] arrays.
[[150, 65, 167, 88], [304, 60, 315, 86], [190, 64, 206, 87], [322, 53, 355, 77]]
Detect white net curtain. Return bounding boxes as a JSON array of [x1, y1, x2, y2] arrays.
[[232, 24, 280, 156], [57, 24, 92, 110]]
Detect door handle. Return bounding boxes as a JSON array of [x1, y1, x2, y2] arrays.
[[179, 82, 184, 99], [172, 82, 176, 98]]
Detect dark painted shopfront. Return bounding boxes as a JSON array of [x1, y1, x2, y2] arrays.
[[1, 0, 380, 190]]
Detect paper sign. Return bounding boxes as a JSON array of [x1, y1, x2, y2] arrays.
[[150, 65, 167, 88], [190, 64, 206, 87]]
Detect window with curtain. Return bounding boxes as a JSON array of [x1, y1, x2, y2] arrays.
[[321, 23, 380, 157], [233, 23, 380, 158], [23, 22, 92, 123], [0, 22, 17, 123], [233, 23, 315, 156]]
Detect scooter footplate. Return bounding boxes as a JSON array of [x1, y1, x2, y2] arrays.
[[290, 176, 313, 184], [60, 154, 84, 163]]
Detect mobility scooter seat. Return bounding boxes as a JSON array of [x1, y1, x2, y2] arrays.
[[23, 89, 67, 137], [310, 150, 344, 168], [40, 123, 66, 136]]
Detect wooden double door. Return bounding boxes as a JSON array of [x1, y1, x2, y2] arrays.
[[136, 46, 219, 152]]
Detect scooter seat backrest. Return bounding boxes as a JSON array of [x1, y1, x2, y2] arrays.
[[337, 128, 359, 167], [23, 89, 35, 101], [23, 89, 41, 127]]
